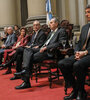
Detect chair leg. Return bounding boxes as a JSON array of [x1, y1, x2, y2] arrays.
[[64, 87, 67, 95], [35, 65, 38, 83], [48, 67, 52, 88], [57, 66, 59, 80], [39, 66, 41, 73]]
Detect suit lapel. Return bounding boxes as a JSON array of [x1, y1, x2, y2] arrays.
[[34, 30, 40, 41], [49, 29, 59, 43], [47, 32, 52, 39], [31, 33, 35, 43], [83, 24, 90, 45]]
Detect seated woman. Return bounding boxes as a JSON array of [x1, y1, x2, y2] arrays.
[[0, 27, 29, 74]]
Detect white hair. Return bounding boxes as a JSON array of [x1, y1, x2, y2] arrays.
[[33, 20, 40, 25], [8, 27, 13, 30]]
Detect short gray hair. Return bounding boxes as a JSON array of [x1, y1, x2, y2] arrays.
[[7, 27, 13, 30], [51, 17, 60, 26], [33, 20, 40, 25], [52, 17, 59, 23]]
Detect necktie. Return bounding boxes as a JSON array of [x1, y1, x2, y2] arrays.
[[41, 31, 55, 48], [32, 32, 38, 44], [82, 28, 90, 50], [5, 35, 10, 45]]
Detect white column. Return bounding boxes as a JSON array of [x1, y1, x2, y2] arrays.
[[68, 0, 77, 25], [60, 0, 66, 20], [78, 0, 86, 28], [56, 0, 62, 20], [0, 0, 17, 27], [16, 0, 21, 26], [87, 0, 90, 4]]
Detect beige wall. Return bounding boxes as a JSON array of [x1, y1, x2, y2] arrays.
[[0, 0, 17, 26], [27, 0, 46, 17], [16, 0, 21, 26], [0, 0, 88, 28], [0, 0, 21, 27]]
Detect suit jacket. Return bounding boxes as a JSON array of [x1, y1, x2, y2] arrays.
[[43, 27, 67, 58], [4, 33, 16, 48], [75, 23, 90, 54], [27, 29, 46, 48], [46, 27, 67, 50], [3, 35, 29, 63], [13, 35, 29, 48]]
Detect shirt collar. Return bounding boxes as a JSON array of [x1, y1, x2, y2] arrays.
[[51, 28, 58, 33], [35, 29, 40, 35], [54, 28, 58, 32]]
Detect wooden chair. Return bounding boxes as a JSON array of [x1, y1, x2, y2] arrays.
[[59, 48, 74, 95], [32, 48, 63, 88], [32, 48, 74, 89], [85, 67, 90, 86]]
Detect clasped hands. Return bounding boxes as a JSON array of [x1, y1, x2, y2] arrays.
[[24, 45, 47, 53], [40, 46, 47, 53], [75, 50, 88, 60]]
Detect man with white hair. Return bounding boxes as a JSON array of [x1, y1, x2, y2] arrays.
[[14, 18, 67, 89], [0, 27, 16, 65]]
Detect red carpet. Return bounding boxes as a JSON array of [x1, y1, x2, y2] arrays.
[[0, 69, 90, 100]]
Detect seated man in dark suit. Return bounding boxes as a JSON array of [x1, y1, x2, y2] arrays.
[[14, 17, 68, 89], [0, 27, 16, 65], [58, 5, 90, 100], [1, 20, 46, 78]]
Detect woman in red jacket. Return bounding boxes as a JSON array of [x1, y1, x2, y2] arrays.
[[1, 27, 29, 74]]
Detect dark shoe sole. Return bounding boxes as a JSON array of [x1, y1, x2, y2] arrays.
[[15, 85, 31, 89], [10, 77, 21, 80]]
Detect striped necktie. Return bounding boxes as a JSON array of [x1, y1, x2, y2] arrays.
[[41, 31, 55, 48]]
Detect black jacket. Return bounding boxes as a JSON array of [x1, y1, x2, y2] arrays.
[[75, 23, 90, 54], [27, 29, 46, 48]]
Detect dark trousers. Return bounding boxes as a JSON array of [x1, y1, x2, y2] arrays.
[[58, 55, 90, 91], [6, 47, 24, 72], [23, 47, 49, 70], [22, 48, 52, 82], [0, 49, 5, 64]]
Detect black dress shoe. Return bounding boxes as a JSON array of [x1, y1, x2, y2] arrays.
[[64, 90, 77, 100], [15, 82, 31, 89], [10, 76, 21, 80], [2, 70, 12, 75], [14, 70, 27, 77], [76, 91, 87, 100]]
